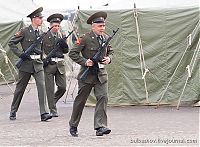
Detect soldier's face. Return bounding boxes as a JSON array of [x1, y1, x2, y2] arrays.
[[32, 17, 43, 26], [50, 22, 60, 33], [92, 23, 105, 35]]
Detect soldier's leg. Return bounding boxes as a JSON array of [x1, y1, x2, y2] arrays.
[[44, 71, 56, 113], [93, 81, 108, 129], [33, 70, 49, 114], [54, 71, 66, 103], [10, 71, 31, 113], [69, 81, 93, 127]]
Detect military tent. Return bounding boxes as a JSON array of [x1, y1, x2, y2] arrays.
[[71, 4, 200, 106], [0, 0, 199, 107]]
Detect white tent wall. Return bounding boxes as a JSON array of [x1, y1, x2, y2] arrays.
[[0, 0, 40, 83], [92, 0, 199, 10], [33, 0, 199, 10], [0, 0, 38, 23]]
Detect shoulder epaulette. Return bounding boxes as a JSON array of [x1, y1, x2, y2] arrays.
[[14, 28, 23, 37], [82, 32, 90, 37]]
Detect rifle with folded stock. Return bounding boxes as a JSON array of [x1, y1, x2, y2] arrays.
[[16, 27, 53, 68], [80, 28, 119, 81], [43, 30, 73, 67]]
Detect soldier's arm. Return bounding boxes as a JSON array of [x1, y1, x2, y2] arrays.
[[62, 47, 69, 54], [55, 32, 69, 54], [68, 36, 87, 66], [8, 29, 24, 57], [103, 34, 114, 63], [58, 38, 69, 54]]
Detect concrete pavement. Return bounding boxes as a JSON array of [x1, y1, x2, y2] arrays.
[[0, 83, 199, 146]]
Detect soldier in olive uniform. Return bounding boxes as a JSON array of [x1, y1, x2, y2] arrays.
[[9, 7, 52, 121], [68, 11, 113, 136], [42, 14, 69, 117]]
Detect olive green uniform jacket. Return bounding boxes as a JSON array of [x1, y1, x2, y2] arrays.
[[69, 31, 113, 83], [42, 31, 68, 113], [8, 25, 49, 115], [9, 25, 43, 73], [42, 31, 68, 74]]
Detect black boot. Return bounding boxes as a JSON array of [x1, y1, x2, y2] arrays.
[[9, 111, 16, 120], [70, 126, 78, 137], [41, 113, 52, 121], [96, 127, 111, 136]]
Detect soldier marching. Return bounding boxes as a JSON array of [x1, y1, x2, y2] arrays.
[[8, 6, 114, 137]]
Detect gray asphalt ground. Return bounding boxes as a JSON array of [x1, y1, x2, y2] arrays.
[[0, 82, 199, 146]]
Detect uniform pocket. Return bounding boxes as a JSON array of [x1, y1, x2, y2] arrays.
[[25, 37, 35, 42], [90, 47, 98, 51]]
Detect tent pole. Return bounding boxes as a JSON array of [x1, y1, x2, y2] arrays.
[[133, 3, 149, 104], [64, 9, 81, 103], [64, 62, 77, 103]]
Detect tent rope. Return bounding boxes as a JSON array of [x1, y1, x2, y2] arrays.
[[0, 44, 33, 93], [133, 3, 149, 103], [0, 69, 14, 93], [0, 44, 17, 83], [157, 20, 200, 107], [4, 55, 17, 83], [177, 39, 200, 109]]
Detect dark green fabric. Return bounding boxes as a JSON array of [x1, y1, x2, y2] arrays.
[[0, 21, 24, 82], [73, 7, 200, 106]]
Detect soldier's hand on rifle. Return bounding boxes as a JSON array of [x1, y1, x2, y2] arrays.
[[57, 37, 69, 51], [43, 59, 49, 67], [19, 53, 31, 61], [101, 57, 111, 65], [85, 59, 94, 67]]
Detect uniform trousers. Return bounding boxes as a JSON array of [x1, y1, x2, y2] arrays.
[[10, 70, 49, 115], [69, 80, 108, 129], [44, 64, 66, 113]]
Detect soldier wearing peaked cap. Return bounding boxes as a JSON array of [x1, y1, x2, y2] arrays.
[[27, 7, 43, 18], [47, 13, 64, 23], [8, 7, 52, 121], [86, 11, 107, 24], [68, 11, 113, 137], [42, 13, 69, 117]]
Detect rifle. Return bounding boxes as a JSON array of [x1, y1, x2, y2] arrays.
[[16, 27, 53, 68], [43, 30, 74, 67], [80, 28, 119, 81]]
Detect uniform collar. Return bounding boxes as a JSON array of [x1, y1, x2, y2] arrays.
[[30, 25, 39, 32], [50, 31, 57, 37], [92, 31, 104, 40]]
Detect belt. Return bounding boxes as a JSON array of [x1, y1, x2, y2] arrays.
[[30, 55, 41, 60], [98, 62, 105, 69], [51, 57, 64, 63]]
